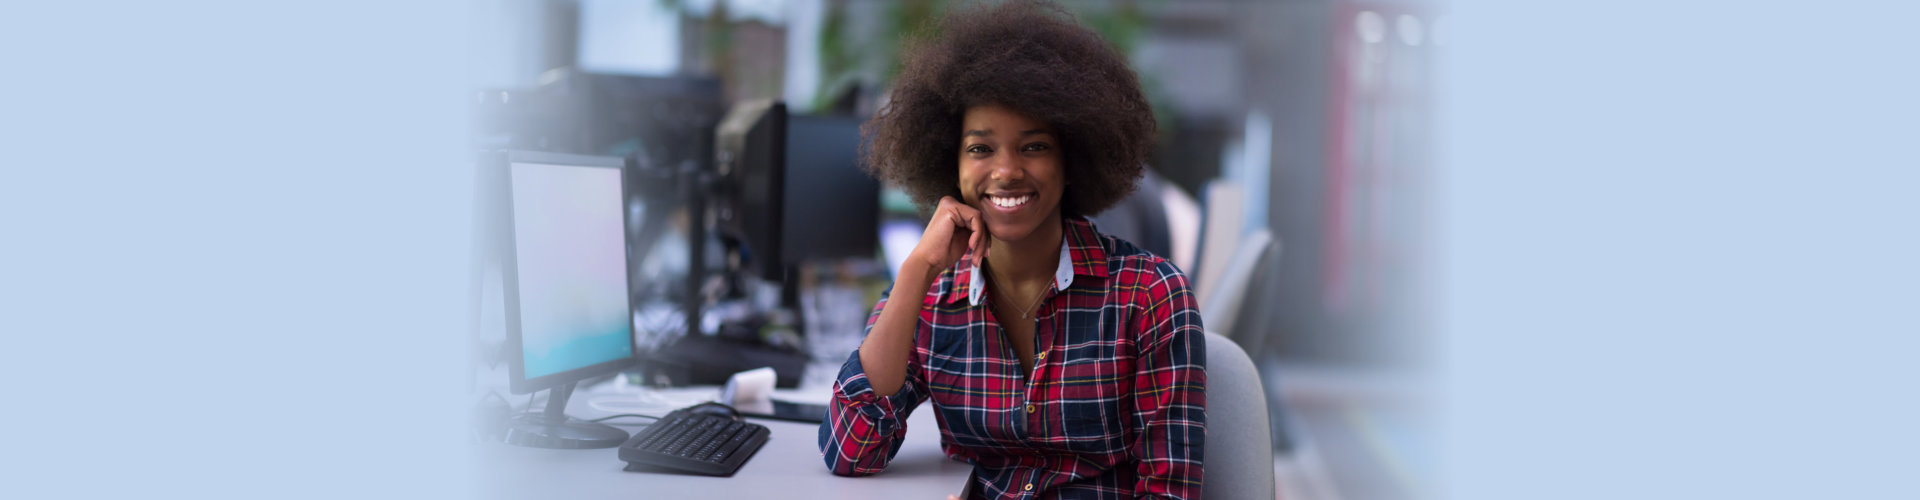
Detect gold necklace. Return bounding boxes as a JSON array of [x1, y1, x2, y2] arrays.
[[987, 272, 1050, 320]]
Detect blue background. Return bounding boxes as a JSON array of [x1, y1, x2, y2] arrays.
[[3, 2, 469, 498], [1436, 1, 1919, 498], [3, 1, 1915, 498]]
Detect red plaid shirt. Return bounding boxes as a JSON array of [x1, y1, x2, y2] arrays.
[[819, 217, 1207, 499]]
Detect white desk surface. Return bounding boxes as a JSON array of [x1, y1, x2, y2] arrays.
[[472, 383, 973, 499]]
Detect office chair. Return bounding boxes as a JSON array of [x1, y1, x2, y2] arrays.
[[1202, 330, 1277, 500], [1199, 227, 1277, 349], [1092, 169, 1176, 261], [1193, 183, 1243, 304], [1160, 180, 1202, 275]]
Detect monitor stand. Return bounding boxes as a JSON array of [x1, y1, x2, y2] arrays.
[[502, 381, 631, 449]]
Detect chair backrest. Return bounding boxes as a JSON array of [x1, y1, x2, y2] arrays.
[[1092, 168, 1176, 261], [1202, 331, 1276, 500], [1160, 179, 1203, 273], [1200, 227, 1277, 340], [1193, 183, 1244, 305]]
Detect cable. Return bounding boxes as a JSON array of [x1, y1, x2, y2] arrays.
[[590, 413, 662, 424]]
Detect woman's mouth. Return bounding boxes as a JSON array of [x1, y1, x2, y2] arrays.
[[987, 193, 1032, 210]]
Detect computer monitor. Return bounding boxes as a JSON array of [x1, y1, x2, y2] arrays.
[[485, 150, 637, 449], [712, 101, 879, 282], [786, 113, 881, 263]]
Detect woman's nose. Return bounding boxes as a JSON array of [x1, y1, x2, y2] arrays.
[[989, 155, 1026, 182]]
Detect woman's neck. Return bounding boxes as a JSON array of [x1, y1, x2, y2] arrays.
[[985, 213, 1066, 287]]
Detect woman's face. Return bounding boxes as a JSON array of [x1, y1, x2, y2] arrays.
[[958, 103, 1065, 244]]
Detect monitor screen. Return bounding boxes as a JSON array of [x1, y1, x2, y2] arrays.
[[713, 103, 879, 281], [784, 114, 878, 264], [880, 219, 925, 281], [508, 160, 634, 380]]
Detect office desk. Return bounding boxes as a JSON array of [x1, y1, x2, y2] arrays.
[[473, 386, 973, 499]]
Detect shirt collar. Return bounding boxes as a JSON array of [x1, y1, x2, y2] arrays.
[[947, 217, 1109, 305]]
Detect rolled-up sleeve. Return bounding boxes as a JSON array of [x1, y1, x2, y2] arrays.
[[1129, 267, 1207, 499], [818, 286, 931, 476]]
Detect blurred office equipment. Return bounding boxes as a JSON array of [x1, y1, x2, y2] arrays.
[[635, 99, 878, 389], [575, 0, 680, 77], [712, 99, 877, 320], [473, 70, 727, 364], [472, 70, 723, 172], [587, 73, 724, 167], [878, 219, 924, 282], [478, 150, 639, 449], [713, 99, 878, 285]]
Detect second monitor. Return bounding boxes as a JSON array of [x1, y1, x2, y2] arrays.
[[713, 101, 879, 283]]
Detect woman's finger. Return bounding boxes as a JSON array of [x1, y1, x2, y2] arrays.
[[968, 206, 986, 255], [946, 206, 967, 246]]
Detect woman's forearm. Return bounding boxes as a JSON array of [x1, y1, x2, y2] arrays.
[[858, 262, 941, 396]]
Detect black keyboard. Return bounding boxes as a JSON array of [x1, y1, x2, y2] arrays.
[[617, 405, 770, 476]]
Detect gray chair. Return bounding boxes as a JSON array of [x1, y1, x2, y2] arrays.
[[1091, 168, 1176, 260], [1198, 227, 1277, 343], [1202, 331, 1276, 500]]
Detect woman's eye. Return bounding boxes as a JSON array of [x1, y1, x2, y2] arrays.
[[966, 144, 992, 154], [1022, 142, 1051, 152]]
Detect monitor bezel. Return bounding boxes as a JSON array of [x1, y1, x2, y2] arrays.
[[492, 150, 639, 395]]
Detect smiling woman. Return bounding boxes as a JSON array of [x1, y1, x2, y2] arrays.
[[858, 0, 1156, 220], [819, 2, 1207, 499], [960, 103, 1066, 247]]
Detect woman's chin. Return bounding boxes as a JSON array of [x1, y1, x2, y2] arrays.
[[990, 221, 1052, 246], [985, 221, 1036, 243]]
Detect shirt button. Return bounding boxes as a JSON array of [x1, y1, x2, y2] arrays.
[[1025, 404, 1036, 413], [1024, 483, 1034, 491], [1036, 351, 1047, 360]]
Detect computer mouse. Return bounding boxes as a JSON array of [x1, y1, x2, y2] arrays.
[[687, 402, 741, 421]]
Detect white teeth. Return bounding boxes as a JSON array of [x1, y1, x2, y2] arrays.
[[991, 195, 1031, 208]]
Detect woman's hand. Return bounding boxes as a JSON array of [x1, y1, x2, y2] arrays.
[[908, 196, 989, 277]]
